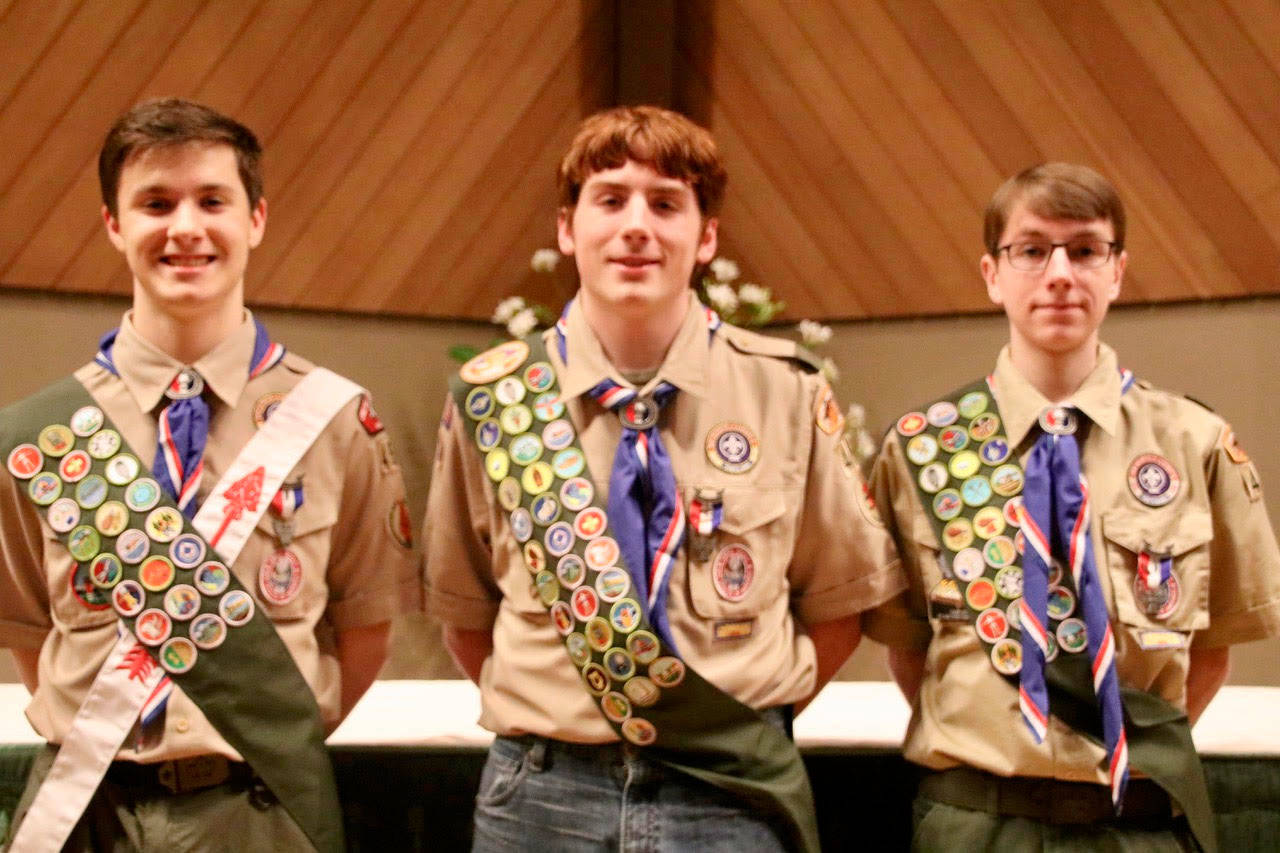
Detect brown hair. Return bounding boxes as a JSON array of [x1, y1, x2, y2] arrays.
[[983, 162, 1125, 254], [99, 98, 263, 216], [556, 106, 727, 215]]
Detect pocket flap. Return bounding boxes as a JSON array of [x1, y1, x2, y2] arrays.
[[1101, 507, 1212, 557], [717, 492, 787, 535]]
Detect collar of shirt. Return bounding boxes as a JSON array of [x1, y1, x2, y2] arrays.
[[551, 294, 710, 402], [992, 342, 1123, 447], [110, 310, 260, 412]]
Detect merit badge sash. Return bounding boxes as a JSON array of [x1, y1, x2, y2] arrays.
[[897, 379, 1215, 852], [454, 335, 820, 853], [2, 369, 361, 853]]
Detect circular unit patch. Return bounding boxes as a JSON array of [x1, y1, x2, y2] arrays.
[[1127, 454, 1180, 507], [705, 423, 759, 474]]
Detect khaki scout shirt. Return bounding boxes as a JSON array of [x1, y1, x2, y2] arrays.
[[0, 313, 416, 760], [864, 343, 1280, 783], [425, 295, 903, 742]]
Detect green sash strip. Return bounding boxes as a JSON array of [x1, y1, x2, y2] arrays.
[[898, 380, 1215, 851], [452, 334, 818, 853], [0, 376, 342, 853]]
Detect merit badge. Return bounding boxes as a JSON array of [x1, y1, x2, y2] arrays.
[[705, 423, 759, 474], [990, 638, 1022, 675], [624, 676, 660, 708], [545, 521, 576, 557], [610, 599, 641, 633], [975, 608, 1009, 643], [917, 462, 948, 494], [66, 525, 101, 562], [124, 478, 160, 512], [566, 633, 591, 667], [556, 554, 586, 588], [1220, 425, 1250, 464], [70, 563, 109, 610], [104, 454, 141, 486], [461, 340, 530, 385], [957, 391, 988, 420], [979, 437, 1011, 466], [521, 460, 554, 495], [961, 476, 993, 507], [906, 434, 939, 466], [145, 506, 184, 543], [621, 717, 657, 746], [965, 577, 997, 610], [535, 570, 560, 606], [595, 568, 630, 602], [604, 648, 636, 681], [552, 447, 586, 479], [134, 609, 172, 646], [499, 404, 533, 436], [571, 586, 599, 621], [496, 477, 522, 512], [219, 590, 255, 627], [814, 384, 844, 436], [932, 489, 963, 521], [1127, 454, 1180, 507], [1038, 406, 1076, 435], [58, 450, 91, 483], [938, 427, 968, 454], [475, 419, 502, 451], [627, 630, 661, 665], [87, 429, 122, 460], [542, 418, 574, 450], [190, 614, 227, 650], [160, 637, 197, 674], [524, 362, 555, 393], [532, 393, 565, 423], [252, 392, 285, 427], [509, 433, 543, 466], [1056, 618, 1088, 653], [951, 548, 985, 582], [896, 412, 926, 437], [260, 549, 303, 605], [70, 406, 104, 437], [7, 444, 43, 479], [983, 536, 1017, 569], [139, 556, 176, 592], [46, 497, 81, 533], [584, 537, 620, 571], [968, 413, 1000, 441], [37, 424, 74, 457], [649, 656, 686, 688], [573, 507, 607, 540], [601, 691, 631, 723], [928, 579, 967, 621], [531, 494, 561, 526], [582, 662, 610, 696], [28, 472, 61, 506], [357, 395, 385, 435], [484, 448, 510, 482], [165, 369, 203, 401], [560, 477, 594, 511], [972, 506, 1005, 540], [112, 580, 146, 617], [942, 518, 974, 551], [195, 561, 231, 596], [711, 544, 755, 602], [1003, 496, 1024, 528], [1046, 585, 1076, 620], [991, 465, 1024, 498], [927, 401, 959, 428], [586, 617, 614, 650], [550, 601, 575, 636], [1134, 571, 1181, 620], [994, 566, 1023, 599], [494, 376, 526, 406], [948, 450, 981, 480], [465, 387, 495, 420], [164, 584, 201, 621], [90, 553, 123, 589], [522, 541, 546, 573], [74, 475, 108, 510], [116, 529, 151, 564]]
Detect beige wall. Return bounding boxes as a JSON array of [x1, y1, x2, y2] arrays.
[[1, 290, 1277, 685]]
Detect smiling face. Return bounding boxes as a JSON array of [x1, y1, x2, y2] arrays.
[[557, 159, 717, 321], [104, 141, 266, 326], [981, 202, 1126, 359]]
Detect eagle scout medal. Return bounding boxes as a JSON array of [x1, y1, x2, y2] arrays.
[[69, 406, 104, 437], [711, 544, 755, 602], [160, 637, 197, 674], [1134, 568, 1180, 619], [189, 614, 227, 649], [705, 423, 759, 474], [260, 549, 303, 605], [1128, 454, 1180, 507]]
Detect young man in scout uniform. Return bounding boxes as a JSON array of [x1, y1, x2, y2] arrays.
[[0, 98, 415, 851], [865, 162, 1280, 850], [424, 105, 903, 851]]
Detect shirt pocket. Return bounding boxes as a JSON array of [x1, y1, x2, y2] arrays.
[[48, 534, 118, 630], [687, 489, 793, 619], [249, 494, 337, 621], [1099, 507, 1211, 633]]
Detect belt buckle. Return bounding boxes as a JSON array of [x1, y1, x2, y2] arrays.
[[158, 755, 230, 794]]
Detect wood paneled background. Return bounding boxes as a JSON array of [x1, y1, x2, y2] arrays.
[[1, 0, 1278, 319]]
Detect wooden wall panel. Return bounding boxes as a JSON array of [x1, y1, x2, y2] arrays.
[[1, 0, 1278, 321]]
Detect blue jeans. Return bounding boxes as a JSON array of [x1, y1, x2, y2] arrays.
[[472, 727, 790, 852]]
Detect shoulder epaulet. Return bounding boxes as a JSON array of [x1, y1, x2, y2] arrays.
[[722, 326, 822, 373]]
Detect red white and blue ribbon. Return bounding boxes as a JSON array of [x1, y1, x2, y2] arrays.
[[689, 493, 724, 538], [270, 481, 305, 517], [1136, 551, 1171, 593]]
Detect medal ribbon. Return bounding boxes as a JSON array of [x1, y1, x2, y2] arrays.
[[1020, 412, 1129, 809], [1136, 551, 1172, 592], [689, 493, 723, 537]]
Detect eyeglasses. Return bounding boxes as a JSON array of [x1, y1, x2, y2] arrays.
[[997, 239, 1117, 272]]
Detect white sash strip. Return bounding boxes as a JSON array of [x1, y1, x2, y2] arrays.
[[12, 369, 362, 852]]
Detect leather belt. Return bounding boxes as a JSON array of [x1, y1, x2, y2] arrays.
[[918, 766, 1174, 825], [105, 755, 255, 796]]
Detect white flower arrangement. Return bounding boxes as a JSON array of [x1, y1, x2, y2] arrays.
[[798, 319, 833, 347], [491, 296, 527, 325], [709, 257, 740, 282], [703, 282, 739, 315], [506, 307, 539, 339], [530, 248, 561, 273]]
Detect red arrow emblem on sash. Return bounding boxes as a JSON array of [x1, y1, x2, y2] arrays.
[[209, 466, 265, 547], [117, 644, 156, 682]]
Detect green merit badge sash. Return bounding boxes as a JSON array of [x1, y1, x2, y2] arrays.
[[1, 373, 356, 853], [897, 380, 1216, 852], [454, 336, 819, 853]]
